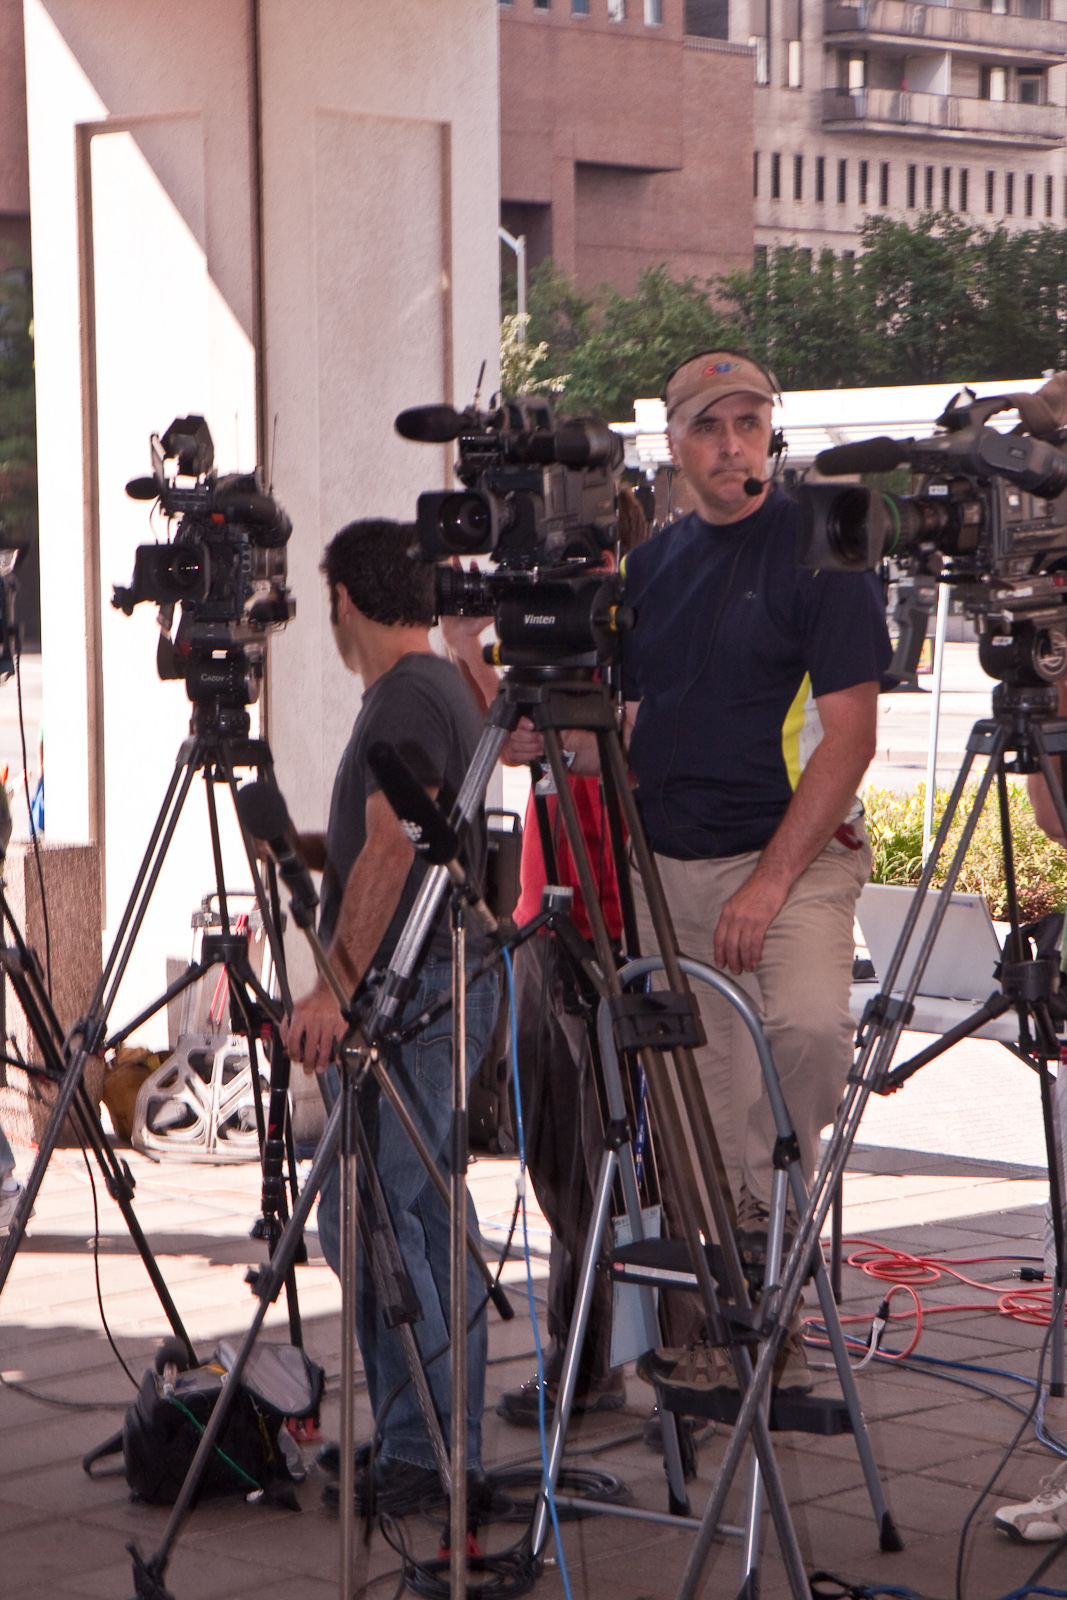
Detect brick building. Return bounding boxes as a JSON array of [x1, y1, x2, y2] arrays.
[[733, 0, 1067, 253], [499, 0, 755, 293], [0, 0, 29, 264]]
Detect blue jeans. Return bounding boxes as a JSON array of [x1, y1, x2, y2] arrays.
[[317, 960, 499, 1472]]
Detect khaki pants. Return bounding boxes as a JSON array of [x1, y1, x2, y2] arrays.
[[632, 829, 871, 1212]]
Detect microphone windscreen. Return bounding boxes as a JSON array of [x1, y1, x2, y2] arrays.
[[367, 742, 458, 865], [743, 477, 764, 496], [155, 1336, 190, 1373], [126, 476, 160, 500], [814, 437, 906, 476], [236, 780, 291, 842], [395, 405, 464, 444]]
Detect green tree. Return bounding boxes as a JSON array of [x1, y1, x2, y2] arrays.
[[721, 246, 870, 390], [555, 265, 738, 418]]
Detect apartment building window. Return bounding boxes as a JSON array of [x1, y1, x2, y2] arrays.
[[771, 152, 781, 200], [645, 0, 664, 21], [815, 155, 826, 201], [880, 161, 889, 207], [907, 164, 917, 208], [608, 0, 625, 14], [859, 160, 869, 205], [794, 154, 803, 200], [837, 158, 847, 203], [986, 170, 995, 213], [534, 0, 550, 9], [750, 37, 770, 83], [847, 54, 866, 92], [1047, 174, 1054, 217], [787, 39, 802, 87], [959, 168, 969, 212], [1018, 71, 1045, 105], [1006, 171, 1014, 214], [941, 167, 951, 210], [980, 0, 1009, 11], [572, 0, 589, 13], [1025, 173, 1034, 216], [753, 152, 759, 197], [922, 166, 932, 208], [981, 66, 1007, 102]]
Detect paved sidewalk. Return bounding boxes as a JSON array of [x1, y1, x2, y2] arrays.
[[0, 1126, 1063, 1600]]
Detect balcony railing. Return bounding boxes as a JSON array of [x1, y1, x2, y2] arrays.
[[822, 85, 1065, 143], [824, 0, 1067, 59]]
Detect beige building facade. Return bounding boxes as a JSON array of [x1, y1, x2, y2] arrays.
[[731, 0, 1067, 252]]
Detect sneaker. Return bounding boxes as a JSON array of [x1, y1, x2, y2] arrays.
[[496, 1373, 626, 1428], [773, 1329, 814, 1395], [995, 1461, 1067, 1542], [637, 1341, 736, 1398], [0, 1183, 31, 1235], [321, 1455, 443, 1517], [637, 1328, 813, 1401], [736, 1185, 798, 1286]]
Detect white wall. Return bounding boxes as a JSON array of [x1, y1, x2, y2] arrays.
[[25, 0, 500, 1036]]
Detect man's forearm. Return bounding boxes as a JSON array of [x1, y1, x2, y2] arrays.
[[753, 737, 871, 892], [326, 844, 412, 994]]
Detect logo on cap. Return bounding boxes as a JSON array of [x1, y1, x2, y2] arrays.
[[703, 362, 741, 375]]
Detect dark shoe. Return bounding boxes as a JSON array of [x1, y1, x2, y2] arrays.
[[321, 1455, 442, 1517], [773, 1329, 814, 1395], [496, 1373, 626, 1428], [315, 1439, 372, 1478]]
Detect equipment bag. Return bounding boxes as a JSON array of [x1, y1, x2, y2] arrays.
[[83, 1340, 323, 1508]]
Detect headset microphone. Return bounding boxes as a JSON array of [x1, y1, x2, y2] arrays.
[[744, 477, 767, 497]]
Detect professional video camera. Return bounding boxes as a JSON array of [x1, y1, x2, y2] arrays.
[[113, 416, 294, 711], [395, 395, 627, 668], [795, 374, 1067, 685]]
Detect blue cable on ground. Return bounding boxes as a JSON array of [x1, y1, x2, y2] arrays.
[[503, 947, 573, 1600]]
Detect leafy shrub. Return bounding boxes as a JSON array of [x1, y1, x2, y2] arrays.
[[864, 781, 1067, 922]]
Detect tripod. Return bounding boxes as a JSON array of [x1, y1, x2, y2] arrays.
[[471, 670, 899, 1596], [688, 668, 1067, 1597], [0, 697, 322, 1354], [368, 663, 905, 1597]]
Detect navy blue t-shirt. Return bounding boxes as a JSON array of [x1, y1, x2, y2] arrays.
[[620, 490, 891, 860]]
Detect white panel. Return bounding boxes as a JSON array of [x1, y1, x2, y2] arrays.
[[89, 126, 257, 1038]]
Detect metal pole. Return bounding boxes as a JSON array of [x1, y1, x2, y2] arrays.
[[339, 1059, 359, 1600], [922, 583, 951, 860], [498, 226, 527, 339], [450, 898, 468, 1600]]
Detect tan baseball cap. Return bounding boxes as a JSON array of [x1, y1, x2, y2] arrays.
[[665, 351, 778, 428]]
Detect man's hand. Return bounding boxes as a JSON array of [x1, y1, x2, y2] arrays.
[[713, 872, 790, 975], [503, 716, 544, 767], [282, 982, 345, 1075]]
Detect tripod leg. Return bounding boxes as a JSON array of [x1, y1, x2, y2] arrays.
[[340, 1062, 358, 1600], [450, 903, 468, 1600]]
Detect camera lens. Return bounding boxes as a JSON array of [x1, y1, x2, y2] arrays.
[[437, 493, 492, 554], [826, 488, 874, 566]]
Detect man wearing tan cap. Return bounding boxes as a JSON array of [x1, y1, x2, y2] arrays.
[[620, 349, 891, 1391]]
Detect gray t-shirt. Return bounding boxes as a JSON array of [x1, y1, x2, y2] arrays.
[[318, 652, 489, 969]]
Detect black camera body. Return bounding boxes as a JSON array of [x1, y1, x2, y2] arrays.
[[396, 396, 627, 667], [114, 417, 294, 713], [795, 381, 1067, 686]]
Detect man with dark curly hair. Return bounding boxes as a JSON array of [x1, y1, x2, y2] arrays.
[[282, 518, 498, 1515]]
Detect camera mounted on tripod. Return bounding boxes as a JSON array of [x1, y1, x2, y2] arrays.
[[795, 374, 1067, 689], [396, 394, 631, 668], [114, 416, 295, 725]]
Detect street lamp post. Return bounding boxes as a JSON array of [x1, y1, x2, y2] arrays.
[[498, 225, 527, 340]]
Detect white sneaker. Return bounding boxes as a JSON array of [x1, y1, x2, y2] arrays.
[[0, 1183, 32, 1234], [995, 1460, 1067, 1542]]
